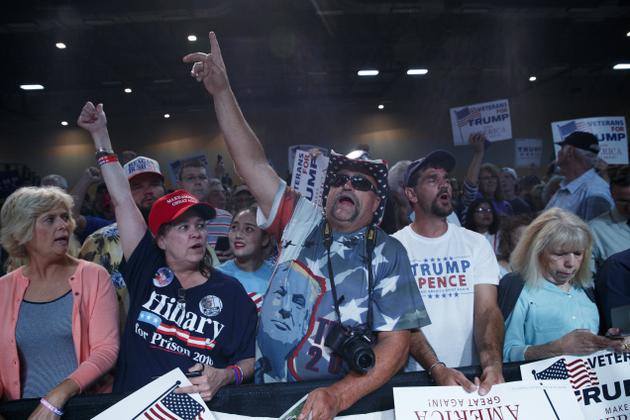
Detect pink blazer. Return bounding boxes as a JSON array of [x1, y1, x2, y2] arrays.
[[0, 260, 119, 401]]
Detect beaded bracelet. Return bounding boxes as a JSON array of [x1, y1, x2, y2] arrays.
[[97, 154, 119, 167], [40, 397, 64, 416]]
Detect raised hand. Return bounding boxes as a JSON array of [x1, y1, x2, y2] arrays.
[[77, 102, 107, 134], [183, 31, 229, 96], [469, 132, 487, 155]]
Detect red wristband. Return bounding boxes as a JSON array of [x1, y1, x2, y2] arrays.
[[97, 154, 119, 167]]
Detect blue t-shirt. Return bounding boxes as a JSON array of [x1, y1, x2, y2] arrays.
[[217, 259, 273, 311], [254, 184, 430, 383], [113, 231, 257, 393]]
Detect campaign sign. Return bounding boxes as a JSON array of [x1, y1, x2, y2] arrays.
[[521, 350, 630, 420], [551, 117, 629, 165], [393, 381, 583, 420], [288, 144, 329, 173], [290, 149, 329, 208], [450, 99, 512, 146], [514, 139, 543, 168]]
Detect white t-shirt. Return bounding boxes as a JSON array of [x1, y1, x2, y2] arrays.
[[392, 224, 500, 370]]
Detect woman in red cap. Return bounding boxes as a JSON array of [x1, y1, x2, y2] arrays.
[[78, 102, 256, 401]]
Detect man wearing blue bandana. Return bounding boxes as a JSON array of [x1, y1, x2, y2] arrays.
[[184, 32, 430, 420]]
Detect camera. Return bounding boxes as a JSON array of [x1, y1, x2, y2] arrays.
[[324, 323, 375, 374]]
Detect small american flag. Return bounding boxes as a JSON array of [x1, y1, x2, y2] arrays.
[[455, 107, 481, 127], [558, 121, 589, 138], [532, 357, 599, 401], [141, 389, 205, 420]]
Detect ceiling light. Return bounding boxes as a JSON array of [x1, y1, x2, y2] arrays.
[[61, 121, 68, 126], [613, 63, 630, 70], [357, 70, 379, 76], [378, 104, 385, 110], [55, 42, 66, 49], [20, 84, 44, 90], [529, 76, 537, 82], [407, 68, 429, 75], [163, 113, 170, 119], [627, 31, 630, 37], [124, 87, 132, 93], [188, 34, 197, 42]]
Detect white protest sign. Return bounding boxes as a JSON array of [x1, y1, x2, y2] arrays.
[[394, 381, 583, 420], [290, 149, 329, 208], [514, 139, 543, 168], [288, 144, 329, 173], [521, 350, 630, 420], [92, 368, 214, 419], [551, 116, 629, 164], [450, 99, 512, 146]]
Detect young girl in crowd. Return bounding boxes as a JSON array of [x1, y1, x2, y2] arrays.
[[218, 205, 273, 310], [464, 197, 500, 254]]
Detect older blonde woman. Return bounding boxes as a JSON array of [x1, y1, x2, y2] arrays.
[[0, 187, 118, 418], [502, 208, 625, 362]]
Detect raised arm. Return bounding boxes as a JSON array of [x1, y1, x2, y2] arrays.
[[183, 32, 281, 218], [77, 102, 146, 258]]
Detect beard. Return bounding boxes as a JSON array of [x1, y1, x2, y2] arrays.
[[430, 195, 453, 218]]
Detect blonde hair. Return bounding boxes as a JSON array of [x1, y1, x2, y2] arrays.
[[1, 186, 76, 259], [510, 208, 593, 288]]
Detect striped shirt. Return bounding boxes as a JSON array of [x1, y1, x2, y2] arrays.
[[206, 208, 233, 248]]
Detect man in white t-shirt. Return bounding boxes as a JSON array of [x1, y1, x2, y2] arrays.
[[392, 150, 504, 395]]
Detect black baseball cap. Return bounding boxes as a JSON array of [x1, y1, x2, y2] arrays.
[[404, 150, 456, 187], [556, 131, 600, 154]]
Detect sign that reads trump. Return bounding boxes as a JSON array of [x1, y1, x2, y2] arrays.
[[521, 350, 630, 420], [514, 139, 543, 168], [450, 99, 512, 146], [394, 381, 583, 420], [551, 117, 629, 165], [290, 149, 329, 208]]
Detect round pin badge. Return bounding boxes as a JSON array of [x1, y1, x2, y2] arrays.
[[199, 295, 223, 317], [153, 267, 174, 288]]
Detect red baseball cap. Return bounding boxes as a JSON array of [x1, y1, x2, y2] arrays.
[[148, 190, 216, 236]]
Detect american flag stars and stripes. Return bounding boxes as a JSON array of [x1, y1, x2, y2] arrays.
[[138, 311, 216, 350], [248, 292, 264, 312], [141, 389, 205, 420], [532, 358, 600, 401], [558, 120, 589, 138], [455, 107, 481, 127]]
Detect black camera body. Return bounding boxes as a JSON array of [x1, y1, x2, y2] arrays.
[[324, 323, 375, 374]]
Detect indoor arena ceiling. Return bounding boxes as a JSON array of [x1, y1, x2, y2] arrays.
[[1, 0, 630, 125]]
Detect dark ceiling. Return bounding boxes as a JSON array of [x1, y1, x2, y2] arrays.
[[2, 0, 630, 127]]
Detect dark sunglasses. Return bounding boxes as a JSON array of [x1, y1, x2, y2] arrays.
[[330, 174, 378, 193]]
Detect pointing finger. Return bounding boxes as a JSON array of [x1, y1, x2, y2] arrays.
[[209, 31, 222, 59]]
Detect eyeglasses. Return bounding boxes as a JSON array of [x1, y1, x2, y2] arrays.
[[475, 207, 493, 213], [330, 174, 378, 193], [479, 176, 497, 182]]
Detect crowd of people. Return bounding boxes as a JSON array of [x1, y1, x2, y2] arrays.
[[1, 31, 630, 420]]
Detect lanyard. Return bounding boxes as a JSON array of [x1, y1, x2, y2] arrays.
[[323, 222, 376, 331]]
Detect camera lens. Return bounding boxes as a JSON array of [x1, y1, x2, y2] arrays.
[[356, 352, 374, 371]]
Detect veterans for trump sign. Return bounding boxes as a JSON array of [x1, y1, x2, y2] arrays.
[[393, 381, 583, 420], [551, 116, 629, 165], [290, 149, 329, 208], [521, 350, 630, 420], [450, 99, 512, 146]]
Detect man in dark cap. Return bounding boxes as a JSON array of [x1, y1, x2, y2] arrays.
[[184, 31, 430, 420], [393, 150, 504, 396], [545, 131, 613, 221]]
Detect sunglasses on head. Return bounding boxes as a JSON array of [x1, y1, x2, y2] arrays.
[[330, 173, 378, 193]]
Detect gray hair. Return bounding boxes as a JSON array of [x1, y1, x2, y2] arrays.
[[574, 148, 598, 168], [41, 174, 69, 190]]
